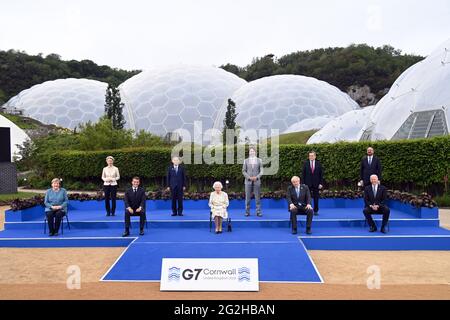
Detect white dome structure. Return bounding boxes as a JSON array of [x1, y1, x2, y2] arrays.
[[0, 114, 30, 161], [362, 38, 450, 141], [3, 78, 109, 130], [283, 115, 335, 134], [119, 65, 247, 141], [308, 106, 374, 144], [225, 75, 359, 140]]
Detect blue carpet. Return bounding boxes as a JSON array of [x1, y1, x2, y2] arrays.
[[1, 199, 449, 282], [7, 207, 420, 222], [102, 241, 323, 283]]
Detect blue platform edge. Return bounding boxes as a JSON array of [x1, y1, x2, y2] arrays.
[[1, 199, 448, 283], [4, 198, 439, 222]]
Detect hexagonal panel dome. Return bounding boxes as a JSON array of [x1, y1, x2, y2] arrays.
[[3, 78, 110, 130], [119, 65, 247, 141], [307, 106, 374, 144], [221, 75, 359, 140], [363, 38, 450, 141]]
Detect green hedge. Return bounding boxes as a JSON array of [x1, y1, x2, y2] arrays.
[[43, 136, 450, 189]]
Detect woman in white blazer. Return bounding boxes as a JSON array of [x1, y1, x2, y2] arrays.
[[102, 156, 120, 216]]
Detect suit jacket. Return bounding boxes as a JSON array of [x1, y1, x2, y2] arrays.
[[286, 184, 311, 210], [301, 159, 324, 188], [166, 164, 187, 189], [360, 155, 382, 185], [124, 186, 146, 212], [363, 184, 388, 207], [242, 157, 263, 185]]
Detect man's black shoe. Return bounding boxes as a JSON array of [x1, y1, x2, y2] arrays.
[[139, 230, 145, 236], [380, 227, 387, 234], [178, 213, 184, 216], [122, 231, 130, 237], [369, 226, 377, 232], [306, 228, 312, 235], [292, 229, 298, 235], [171, 213, 177, 216]]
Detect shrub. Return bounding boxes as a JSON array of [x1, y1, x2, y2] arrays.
[[39, 136, 450, 193]]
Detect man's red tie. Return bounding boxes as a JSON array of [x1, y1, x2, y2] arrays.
[[311, 161, 314, 174]]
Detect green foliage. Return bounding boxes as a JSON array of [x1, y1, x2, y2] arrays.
[[77, 116, 133, 150], [221, 44, 423, 99], [104, 84, 126, 129], [15, 117, 170, 172], [132, 130, 173, 148], [222, 98, 238, 144], [40, 136, 450, 192], [0, 49, 140, 101], [434, 194, 450, 208], [0, 88, 6, 105], [0, 192, 41, 202], [0, 112, 42, 130]]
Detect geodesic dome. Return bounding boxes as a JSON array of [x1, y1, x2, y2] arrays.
[[223, 75, 359, 140], [3, 78, 109, 130], [119, 65, 247, 141], [283, 115, 335, 134], [0, 114, 30, 161], [362, 38, 450, 141], [307, 106, 374, 144]]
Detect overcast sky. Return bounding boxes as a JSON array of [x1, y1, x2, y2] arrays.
[[1, 0, 449, 71]]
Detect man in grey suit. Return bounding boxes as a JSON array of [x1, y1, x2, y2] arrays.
[[242, 147, 263, 217]]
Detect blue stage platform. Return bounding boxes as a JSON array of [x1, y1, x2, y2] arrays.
[[1, 198, 449, 283]]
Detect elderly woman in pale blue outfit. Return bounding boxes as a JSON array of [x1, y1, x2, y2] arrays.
[[44, 178, 69, 236], [208, 181, 229, 234]]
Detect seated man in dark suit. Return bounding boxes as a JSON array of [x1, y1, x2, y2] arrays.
[[363, 174, 390, 234], [286, 176, 314, 235], [123, 176, 147, 237]]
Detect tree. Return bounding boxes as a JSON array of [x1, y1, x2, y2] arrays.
[[222, 98, 239, 144], [104, 83, 126, 130], [0, 89, 6, 105], [77, 116, 132, 150]]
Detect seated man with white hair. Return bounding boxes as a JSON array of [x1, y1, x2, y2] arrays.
[[286, 176, 314, 235], [363, 174, 390, 234], [208, 181, 229, 234]]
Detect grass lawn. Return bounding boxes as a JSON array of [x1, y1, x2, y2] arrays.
[[264, 130, 318, 145], [0, 112, 43, 130], [0, 192, 41, 202]]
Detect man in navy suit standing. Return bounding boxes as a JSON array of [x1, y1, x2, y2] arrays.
[[363, 174, 390, 234], [166, 156, 187, 216], [360, 147, 382, 187], [302, 151, 324, 216]]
